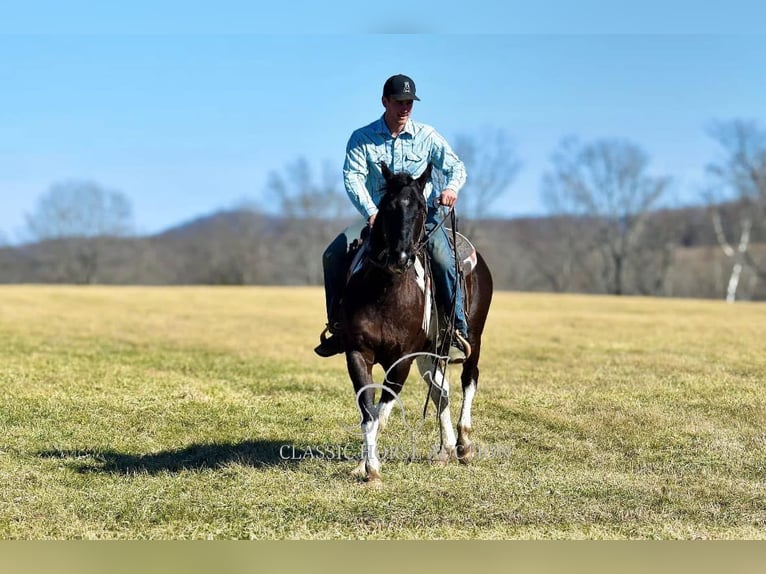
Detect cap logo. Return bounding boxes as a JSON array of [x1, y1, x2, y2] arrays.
[[403, 81, 411, 93]]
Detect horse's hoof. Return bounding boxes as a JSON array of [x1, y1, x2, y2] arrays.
[[350, 460, 367, 477], [457, 444, 475, 465], [365, 477, 384, 489], [431, 446, 456, 466], [431, 453, 450, 466], [365, 470, 384, 488]]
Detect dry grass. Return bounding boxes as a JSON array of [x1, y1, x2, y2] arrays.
[[0, 285, 765, 539]]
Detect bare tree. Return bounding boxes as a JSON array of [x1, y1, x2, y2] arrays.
[[705, 119, 766, 302], [25, 180, 134, 283], [453, 128, 521, 239], [542, 137, 671, 295], [265, 158, 354, 284], [26, 180, 133, 239], [514, 215, 601, 293], [627, 209, 680, 296]]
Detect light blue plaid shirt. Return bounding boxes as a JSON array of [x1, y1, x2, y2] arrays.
[[343, 115, 467, 220]]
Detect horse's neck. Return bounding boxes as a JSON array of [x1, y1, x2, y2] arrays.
[[358, 259, 415, 295]]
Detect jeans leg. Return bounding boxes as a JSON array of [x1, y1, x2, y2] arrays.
[[426, 209, 468, 334]]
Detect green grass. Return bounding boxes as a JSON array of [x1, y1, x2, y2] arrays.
[[1, 285, 765, 539]]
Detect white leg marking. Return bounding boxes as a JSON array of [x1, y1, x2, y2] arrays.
[[459, 380, 476, 430], [377, 399, 396, 431], [458, 381, 476, 429], [362, 419, 381, 475], [418, 356, 457, 452], [432, 384, 457, 452]]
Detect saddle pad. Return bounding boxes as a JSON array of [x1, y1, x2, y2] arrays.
[[447, 229, 478, 274]]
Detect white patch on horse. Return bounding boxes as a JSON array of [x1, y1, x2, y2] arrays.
[[414, 257, 426, 292], [414, 257, 431, 333], [377, 399, 396, 431]]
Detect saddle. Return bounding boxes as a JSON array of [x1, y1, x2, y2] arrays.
[[447, 229, 479, 276]]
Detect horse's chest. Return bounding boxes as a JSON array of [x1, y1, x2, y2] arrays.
[[354, 284, 430, 347]]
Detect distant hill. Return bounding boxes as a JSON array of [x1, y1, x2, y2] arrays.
[[1, 203, 764, 300]]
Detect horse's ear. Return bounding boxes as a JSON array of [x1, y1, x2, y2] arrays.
[[416, 163, 433, 188], [380, 162, 393, 182]]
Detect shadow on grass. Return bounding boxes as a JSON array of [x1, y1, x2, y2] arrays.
[[38, 439, 296, 475]]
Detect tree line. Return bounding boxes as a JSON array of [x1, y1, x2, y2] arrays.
[[2, 119, 765, 302]]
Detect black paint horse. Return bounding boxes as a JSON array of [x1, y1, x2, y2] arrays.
[[342, 163, 493, 485]]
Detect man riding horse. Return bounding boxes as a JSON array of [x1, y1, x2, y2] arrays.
[[314, 73, 469, 362]]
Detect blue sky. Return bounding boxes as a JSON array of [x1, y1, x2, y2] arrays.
[[1, 3, 765, 241]]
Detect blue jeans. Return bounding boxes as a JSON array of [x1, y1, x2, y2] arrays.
[[425, 207, 468, 335], [321, 210, 468, 335]]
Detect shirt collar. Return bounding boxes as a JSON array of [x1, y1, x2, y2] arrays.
[[377, 114, 414, 137]]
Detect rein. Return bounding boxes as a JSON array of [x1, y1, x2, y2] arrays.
[[415, 205, 453, 252], [419, 207, 462, 430], [368, 204, 454, 279]]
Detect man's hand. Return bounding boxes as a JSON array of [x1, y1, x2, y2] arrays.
[[439, 188, 458, 208], [368, 213, 377, 228]]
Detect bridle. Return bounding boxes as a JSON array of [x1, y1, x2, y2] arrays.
[[369, 194, 430, 273]]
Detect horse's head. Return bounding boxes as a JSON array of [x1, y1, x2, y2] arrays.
[[372, 162, 432, 275]]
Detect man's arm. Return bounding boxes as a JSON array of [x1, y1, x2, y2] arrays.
[[343, 135, 378, 221], [429, 131, 467, 207]]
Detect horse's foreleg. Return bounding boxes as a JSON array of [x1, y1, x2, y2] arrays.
[[377, 357, 412, 431], [346, 350, 383, 486], [377, 396, 396, 432], [417, 356, 457, 463], [457, 360, 479, 464]]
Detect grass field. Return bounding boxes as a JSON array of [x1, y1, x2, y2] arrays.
[[0, 285, 765, 539]]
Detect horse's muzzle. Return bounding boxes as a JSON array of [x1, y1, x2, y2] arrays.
[[387, 251, 414, 275]]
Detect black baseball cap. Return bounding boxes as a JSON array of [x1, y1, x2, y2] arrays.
[[383, 74, 420, 101]]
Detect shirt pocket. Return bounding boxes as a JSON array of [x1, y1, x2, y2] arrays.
[[368, 149, 391, 170], [404, 150, 425, 170], [404, 151, 429, 179]]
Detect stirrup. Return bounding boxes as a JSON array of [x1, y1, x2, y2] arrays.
[[447, 344, 466, 363], [321, 321, 343, 339], [315, 324, 345, 358], [452, 331, 472, 361]]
